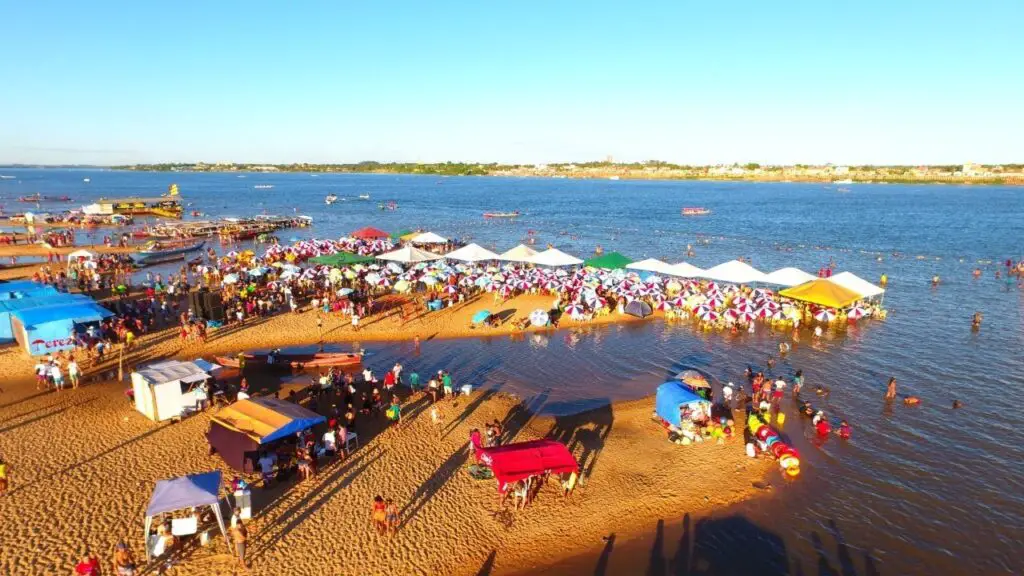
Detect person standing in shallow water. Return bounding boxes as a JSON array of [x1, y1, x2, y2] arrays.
[[885, 377, 897, 401]]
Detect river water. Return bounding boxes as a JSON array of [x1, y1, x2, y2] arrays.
[[2, 169, 1023, 574]]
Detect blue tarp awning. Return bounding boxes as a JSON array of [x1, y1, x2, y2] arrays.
[[0, 281, 59, 300], [146, 470, 222, 517], [655, 381, 709, 427], [12, 302, 112, 328], [471, 310, 492, 324]]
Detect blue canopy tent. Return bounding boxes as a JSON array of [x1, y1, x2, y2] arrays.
[[143, 470, 229, 561], [10, 302, 112, 356], [655, 381, 711, 428], [471, 310, 492, 325], [0, 280, 59, 300], [0, 293, 90, 342]]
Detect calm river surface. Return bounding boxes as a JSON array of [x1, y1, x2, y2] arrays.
[[2, 170, 1023, 574]]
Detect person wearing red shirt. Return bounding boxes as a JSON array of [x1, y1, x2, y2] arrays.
[[74, 552, 101, 575]]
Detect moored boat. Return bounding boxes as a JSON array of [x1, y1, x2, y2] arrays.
[[483, 211, 520, 219], [132, 240, 205, 265], [325, 194, 338, 205], [214, 351, 364, 369]]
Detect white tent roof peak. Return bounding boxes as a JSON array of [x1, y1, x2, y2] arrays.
[[667, 261, 706, 278], [700, 260, 768, 284], [499, 244, 539, 262], [445, 243, 500, 263], [828, 271, 885, 298], [526, 247, 583, 267], [409, 231, 448, 244], [764, 267, 817, 287], [376, 245, 443, 263], [627, 258, 676, 274], [67, 249, 96, 260]]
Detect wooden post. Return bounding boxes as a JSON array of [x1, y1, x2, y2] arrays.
[[117, 343, 124, 382]]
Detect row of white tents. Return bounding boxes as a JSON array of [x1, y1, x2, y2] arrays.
[[369, 234, 886, 297]]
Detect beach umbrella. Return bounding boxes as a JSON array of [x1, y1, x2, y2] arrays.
[[665, 280, 682, 293], [377, 277, 391, 287], [656, 300, 674, 312], [753, 288, 773, 299], [475, 276, 491, 288], [735, 310, 757, 323], [422, 276, 439, 286], [565, 304, 587, 319], [698, 308, 720, 322], [814, 309, 837, 322], [705, 281, 719, 292], [705, 295, 724, 309], [486, 282, 501, 292], [675, 370, 712, 390], [223, 273, 239, 284], [693, 304, 711, 316], [644, 274, 663, 284], [734, 302, 755, 314], [365, 272, 381, 285], [336, 288, 354, 297], [459, 276, 476, 287], [471, 310, 492, 324], [758, 300, 780, 311], [515, 280, 532, 290], [393, 280, 410, 293], [847, 307, 868, 320], [529, 309, 549, 327], [732, 296, 753, 307], [443, 285, 459, 294], [670, 295, 687, 308]]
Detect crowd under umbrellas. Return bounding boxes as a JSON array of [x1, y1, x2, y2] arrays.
[[187, 226, 888, 335]]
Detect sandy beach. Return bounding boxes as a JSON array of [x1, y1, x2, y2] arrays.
[[0, 288, 771, 575]]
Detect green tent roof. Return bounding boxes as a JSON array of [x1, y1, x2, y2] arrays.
[[308, 252, 376, 267], [584, 252, 633, 270], [390, 229, 414, 240]]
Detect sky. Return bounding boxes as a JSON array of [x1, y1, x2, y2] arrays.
[[1, 1, 1022, 166]]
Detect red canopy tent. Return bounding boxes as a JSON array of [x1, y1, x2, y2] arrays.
[[477, 439, 578, 491], [350, 226, 389, 240]]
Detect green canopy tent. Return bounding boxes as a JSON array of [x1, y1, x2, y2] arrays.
[[308, 252, 376, 267], [584, 252, 633, 270], [390, 229, 414, 240]]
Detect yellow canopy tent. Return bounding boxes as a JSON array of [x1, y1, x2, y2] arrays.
[[779, 279, 861, 309], [207, 397, 326, 470]]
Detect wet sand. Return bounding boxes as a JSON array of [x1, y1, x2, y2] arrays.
[[0, 295, 770, 575]]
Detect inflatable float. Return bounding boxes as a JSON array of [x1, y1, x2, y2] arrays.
[[747, 413, 801, 477]]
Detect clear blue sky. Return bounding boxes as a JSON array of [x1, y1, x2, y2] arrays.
[[1, 0, 1022, 165]]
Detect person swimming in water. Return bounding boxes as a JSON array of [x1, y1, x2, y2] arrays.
[[952, 400, 964, 409], [885, 377, 897, 401], [971, 311, 983, 331], [836, 420, 851, 439], [904, 396, 921, 406], [931, 275, 940, 286]]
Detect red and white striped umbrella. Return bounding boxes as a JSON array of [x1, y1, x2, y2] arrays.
[[515, 280, 532, 290], [731, 309, 756, 323], [656, 300, 673, 312], [734, 302, 755, 314], [698, 309, 720, 322], [732, 296, 753, 308], [670, 296, 687, 308], [565, 304, 586, 318], [847, 307, 868, 320], [758, 300, 780, 311], [443, 284, 458, 294], [705, 282, 719, 292], [705, 296, 725, 309], [693, 304, 712, 316], [814, 309, 837, 322]]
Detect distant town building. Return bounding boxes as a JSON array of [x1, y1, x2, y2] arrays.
[[962, 162, 983, 177]]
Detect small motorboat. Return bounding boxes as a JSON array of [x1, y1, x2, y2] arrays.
[[325, 194, 338, 205], [253, 185, 274, 190], [83, 178, 91, 183], [681, 207, 712, 216], [132, 240, 205, 265], [358, 194, 370, 200], [378, 201, 398, 211], [214, 351, 364, 369], [483, 211, 520, 219]]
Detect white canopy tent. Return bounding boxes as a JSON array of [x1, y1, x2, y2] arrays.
[[67, 249, 97, 271], [667, 262, 706, 278], [132, 359, 221, 422], [499, 244, 539, 263], [445, 243, 500, 263], [526, 248, 584, 267], [700, 260, 769, 284], [763, 267, 817, 287], [829, 272, 885, 298], [627, 258, 676, 275], [376, 245, 443, 264], [144, 470, 230, 561], [409, 231, 448, 244]]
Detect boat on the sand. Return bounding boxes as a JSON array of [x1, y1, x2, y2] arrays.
[[214, 352, 364, 369]]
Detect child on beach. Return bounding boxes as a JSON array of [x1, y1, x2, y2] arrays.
[[0, 456, 9, 495], [371, 496, 388, 535], [385, 499, 400, 535]]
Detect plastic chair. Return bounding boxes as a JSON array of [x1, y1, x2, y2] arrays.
[[344, 432, 359, 452]]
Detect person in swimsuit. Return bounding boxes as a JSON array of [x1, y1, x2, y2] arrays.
[[112, 540, 137, 576], [385, 499, 400, 536], [371, 495, 388, 535], [885, 377, 897, 401]]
